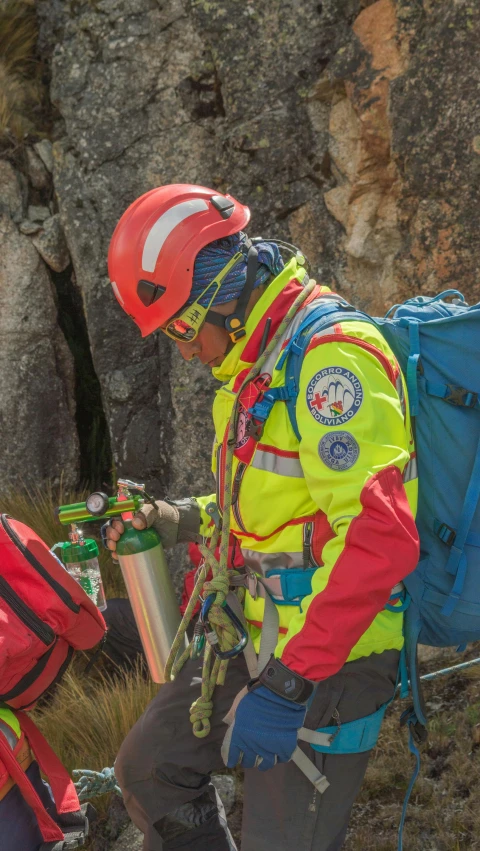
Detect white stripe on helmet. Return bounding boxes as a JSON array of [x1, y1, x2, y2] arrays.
[[142, 199, 209, 273]]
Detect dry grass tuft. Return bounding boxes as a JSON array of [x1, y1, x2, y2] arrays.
[[33, 662, 158, 815], [0, 0, 47, 144]]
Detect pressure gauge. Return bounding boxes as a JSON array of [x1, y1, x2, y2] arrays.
[[86, 491, 110, 517]]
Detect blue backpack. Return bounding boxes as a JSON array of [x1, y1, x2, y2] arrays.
[[252, 288, 480, 714], [376, 290, 480, 727]]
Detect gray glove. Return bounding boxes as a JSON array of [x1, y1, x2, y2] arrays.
[[130, 498, 201, 549], [103, 498, 201, 554]]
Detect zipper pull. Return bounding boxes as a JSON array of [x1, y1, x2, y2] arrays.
[[303, 522, 313, 568]]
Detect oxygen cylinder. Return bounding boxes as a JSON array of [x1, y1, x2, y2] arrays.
[[116, 521, 181, 683], [56, 538, 107, 612]]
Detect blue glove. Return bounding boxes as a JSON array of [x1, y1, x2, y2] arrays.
[[223, 685, 307, 770], [222, 657, 315, 771]]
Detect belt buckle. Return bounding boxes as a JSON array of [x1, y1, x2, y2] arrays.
[[245, 569, 259, 600]]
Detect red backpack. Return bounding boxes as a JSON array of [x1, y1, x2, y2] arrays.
[[0, 513, 106, 847], [0, 514, 106, 710]]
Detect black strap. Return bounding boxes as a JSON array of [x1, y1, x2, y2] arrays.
[[235, 243, 258, 319], [203, 309, 226, 328]]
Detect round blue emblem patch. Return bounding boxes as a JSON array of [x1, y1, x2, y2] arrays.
[[306, 367, 363, 427], [319, 431, 360, 471]]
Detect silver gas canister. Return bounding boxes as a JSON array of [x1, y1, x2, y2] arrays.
[[115, 500, 181, 683]]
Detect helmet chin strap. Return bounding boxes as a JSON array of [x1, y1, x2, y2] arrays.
[[204, 238, 258, 343]]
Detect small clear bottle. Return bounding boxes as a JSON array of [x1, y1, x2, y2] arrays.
[[55, 535, 107, 612]]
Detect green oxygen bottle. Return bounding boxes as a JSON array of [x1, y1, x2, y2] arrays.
[[115, 485, 181, 684], [55, 531, 107, 612]]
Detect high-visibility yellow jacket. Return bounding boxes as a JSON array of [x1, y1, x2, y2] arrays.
[[195, 257, 419, 681]]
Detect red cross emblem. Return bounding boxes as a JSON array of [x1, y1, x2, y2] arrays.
[[311, 393, 328, 411]]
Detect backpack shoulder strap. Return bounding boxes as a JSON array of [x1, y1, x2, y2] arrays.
[[247, 299, 375, 439], [278, 301, 375, 440], [17, 711, 80, 815], [0, 724, 64, 844]]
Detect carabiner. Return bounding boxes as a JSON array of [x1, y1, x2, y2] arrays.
[[212, 602, 248, 659], [199, 594, 248, 660], [190, 620, 205, 659]]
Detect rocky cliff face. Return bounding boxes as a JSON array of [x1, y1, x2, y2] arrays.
[[2, 0, 479, 518], [0, 151, 79, 490]]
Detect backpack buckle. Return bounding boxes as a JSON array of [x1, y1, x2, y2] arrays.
[[39, 829, 87, 851], [246, 419, 264, 441], [436, 522, 456, 547], [400, 706, 428, 746], [445, 385, 478, 408]]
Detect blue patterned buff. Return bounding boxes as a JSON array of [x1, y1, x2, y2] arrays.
[[186, 232, 284, 307]]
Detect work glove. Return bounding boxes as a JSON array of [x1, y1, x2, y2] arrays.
[[222, 656, 316, 771], [103, 497, 201, 555]]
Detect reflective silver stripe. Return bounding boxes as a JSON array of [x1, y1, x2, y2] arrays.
[[331, 514, 355, 532], [251, 448, 303, 478], [0, 720, 17, 750], [403, 455, 418, 483], [241, 549, 303, 574], [391, 582, 405, 596], [142, 199, 209, 273]]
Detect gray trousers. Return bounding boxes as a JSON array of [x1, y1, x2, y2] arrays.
[[115, 649, 399, 851]]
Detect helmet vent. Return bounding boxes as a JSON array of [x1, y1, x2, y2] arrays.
[[211, 195, 235, 219], [137, 279, 166, 307]]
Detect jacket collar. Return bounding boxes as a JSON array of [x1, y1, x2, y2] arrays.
[[213, 258, 312, 383]]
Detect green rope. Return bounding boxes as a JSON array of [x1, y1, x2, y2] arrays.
[[164, 277, 316, 737]]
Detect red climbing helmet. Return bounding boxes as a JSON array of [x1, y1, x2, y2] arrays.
[[108, 184, 251, 337]]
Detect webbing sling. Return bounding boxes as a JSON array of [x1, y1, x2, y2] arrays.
[[222, 578, 331, 794]]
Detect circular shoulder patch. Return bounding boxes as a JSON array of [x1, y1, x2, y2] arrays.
[[306, 367, 363, 426], [319, 431, 360, 472]]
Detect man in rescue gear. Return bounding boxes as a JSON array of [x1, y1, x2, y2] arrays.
[[106, 184, 419, 851]]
